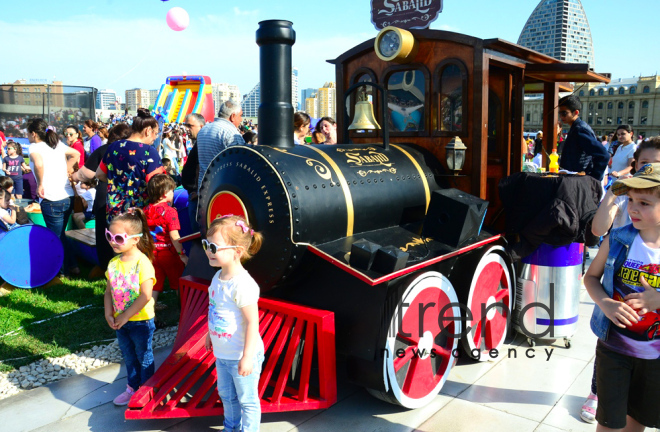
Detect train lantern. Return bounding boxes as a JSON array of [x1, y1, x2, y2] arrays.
[[127, 19, 610, 419]]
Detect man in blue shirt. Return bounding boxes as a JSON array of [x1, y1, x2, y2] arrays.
[[196, 100, 245, 190], [558, 95, 609, 181]]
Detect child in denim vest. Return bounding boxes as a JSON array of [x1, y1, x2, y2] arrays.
[[203, 215, 264, 432], [585, 162, 660, 431], [580, 137, 660, 424]]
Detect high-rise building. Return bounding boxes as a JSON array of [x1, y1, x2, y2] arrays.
[[240, 68, 299, 118], [301, 88, 316, 107], [211, 83, 241, 113], [149, 89, 159, 107], [317, 82, 336, 118], [125, 88, 150, 111], [305, 96, 319, 118], [518, 0, 595, 67], [96, 89, 117, 110], [241, 83, 260, 118], [292, 67, 299, 110]]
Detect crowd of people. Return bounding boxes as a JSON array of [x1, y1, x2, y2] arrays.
[[0, 109, 96, 140], [523, 96, 647, 193]]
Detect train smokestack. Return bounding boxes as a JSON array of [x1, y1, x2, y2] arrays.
[[256, 20, 295, 149]]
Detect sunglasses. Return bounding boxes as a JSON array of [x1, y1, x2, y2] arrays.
[[558, 110, 572, 117], [64, 132, 76, 136], [105, 228, 143, 245], [202, 239, 240, 254]]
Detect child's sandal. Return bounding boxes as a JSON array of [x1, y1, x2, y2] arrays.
[[580, 392, 597, 423]]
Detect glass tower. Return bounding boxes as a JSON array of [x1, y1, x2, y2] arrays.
[[241, 83, 261, 118], [241, 68, 299, 117], [518, 0, 595, 67]]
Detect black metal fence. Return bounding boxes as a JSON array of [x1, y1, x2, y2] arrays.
[[0, 85, 97, 138]]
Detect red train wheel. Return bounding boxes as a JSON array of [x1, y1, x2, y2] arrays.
[[461, 247, 513, 361], [368, 272, 461, 408]]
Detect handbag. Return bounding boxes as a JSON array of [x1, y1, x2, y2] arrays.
[[15, 206, 31, 225], [69, 175, 86, 214], [73, 195, 86, 214]]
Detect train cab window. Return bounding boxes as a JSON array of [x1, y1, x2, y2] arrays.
[[386, 68, 427, 133], [435, 60, 467, 135]]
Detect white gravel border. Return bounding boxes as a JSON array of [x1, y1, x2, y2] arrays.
[[0, 325, 178, 400]]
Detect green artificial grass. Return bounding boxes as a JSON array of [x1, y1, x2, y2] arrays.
[[0, 265, 181, 372]]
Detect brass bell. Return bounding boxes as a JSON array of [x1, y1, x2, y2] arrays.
[[348, 89, 381, 131]]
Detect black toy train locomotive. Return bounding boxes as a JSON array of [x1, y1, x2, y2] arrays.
[[183, 19, 513, 409], [128, 19, 609, 417]]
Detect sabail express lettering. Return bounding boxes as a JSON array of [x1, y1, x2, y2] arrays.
[[378, 0, 433, 15], [345, 151, 392, 167]]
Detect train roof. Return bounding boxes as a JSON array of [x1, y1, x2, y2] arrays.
[[329, 29, 610, 92]]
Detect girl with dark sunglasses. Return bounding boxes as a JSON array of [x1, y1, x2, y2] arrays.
[[203, 215, 264, 432], [64, 125, 85, 167], [103, 207, 157, 406]]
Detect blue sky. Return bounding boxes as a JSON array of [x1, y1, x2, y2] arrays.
[[1, 0, 657, 101]]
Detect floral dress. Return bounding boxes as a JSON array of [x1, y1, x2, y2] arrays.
[[99, 139, 163, 223]]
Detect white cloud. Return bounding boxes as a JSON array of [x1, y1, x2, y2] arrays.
[[233, 7, 259, 16]]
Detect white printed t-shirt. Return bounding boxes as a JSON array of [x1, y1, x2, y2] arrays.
[[603, 234, 660, 359], [208, 270, 264, 360]]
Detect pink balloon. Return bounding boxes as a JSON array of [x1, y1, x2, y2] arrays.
[[166, 7, 189, 31]]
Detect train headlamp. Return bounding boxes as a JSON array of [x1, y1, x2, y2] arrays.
[[374, 27, 417, 63]]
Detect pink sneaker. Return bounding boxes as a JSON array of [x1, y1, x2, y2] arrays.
[[113, 385, 135, 406]]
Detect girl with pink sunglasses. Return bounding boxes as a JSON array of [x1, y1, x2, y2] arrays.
[[103, 207, 157, 406]]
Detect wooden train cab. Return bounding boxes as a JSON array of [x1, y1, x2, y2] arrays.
[[332, 26, 610, 230]]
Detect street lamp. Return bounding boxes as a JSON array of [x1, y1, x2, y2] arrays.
[[42, 84, 47, 117], [47, 83, 51, 121]]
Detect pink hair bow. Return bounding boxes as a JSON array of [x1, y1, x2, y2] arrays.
[[236, 220, 254, 235]]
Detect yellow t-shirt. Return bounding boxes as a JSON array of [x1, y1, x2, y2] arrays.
[[106, 253, 156, 321]]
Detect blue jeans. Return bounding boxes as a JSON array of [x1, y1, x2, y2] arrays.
[[116, 319, 155, 390], [40, 196, 77, 272], [215, 352, 264, 432]]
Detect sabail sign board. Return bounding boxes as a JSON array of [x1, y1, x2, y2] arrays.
[[371, 0, 443, 30]]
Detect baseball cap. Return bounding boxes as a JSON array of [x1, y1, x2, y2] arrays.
[[611, 163, 660, 196]]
